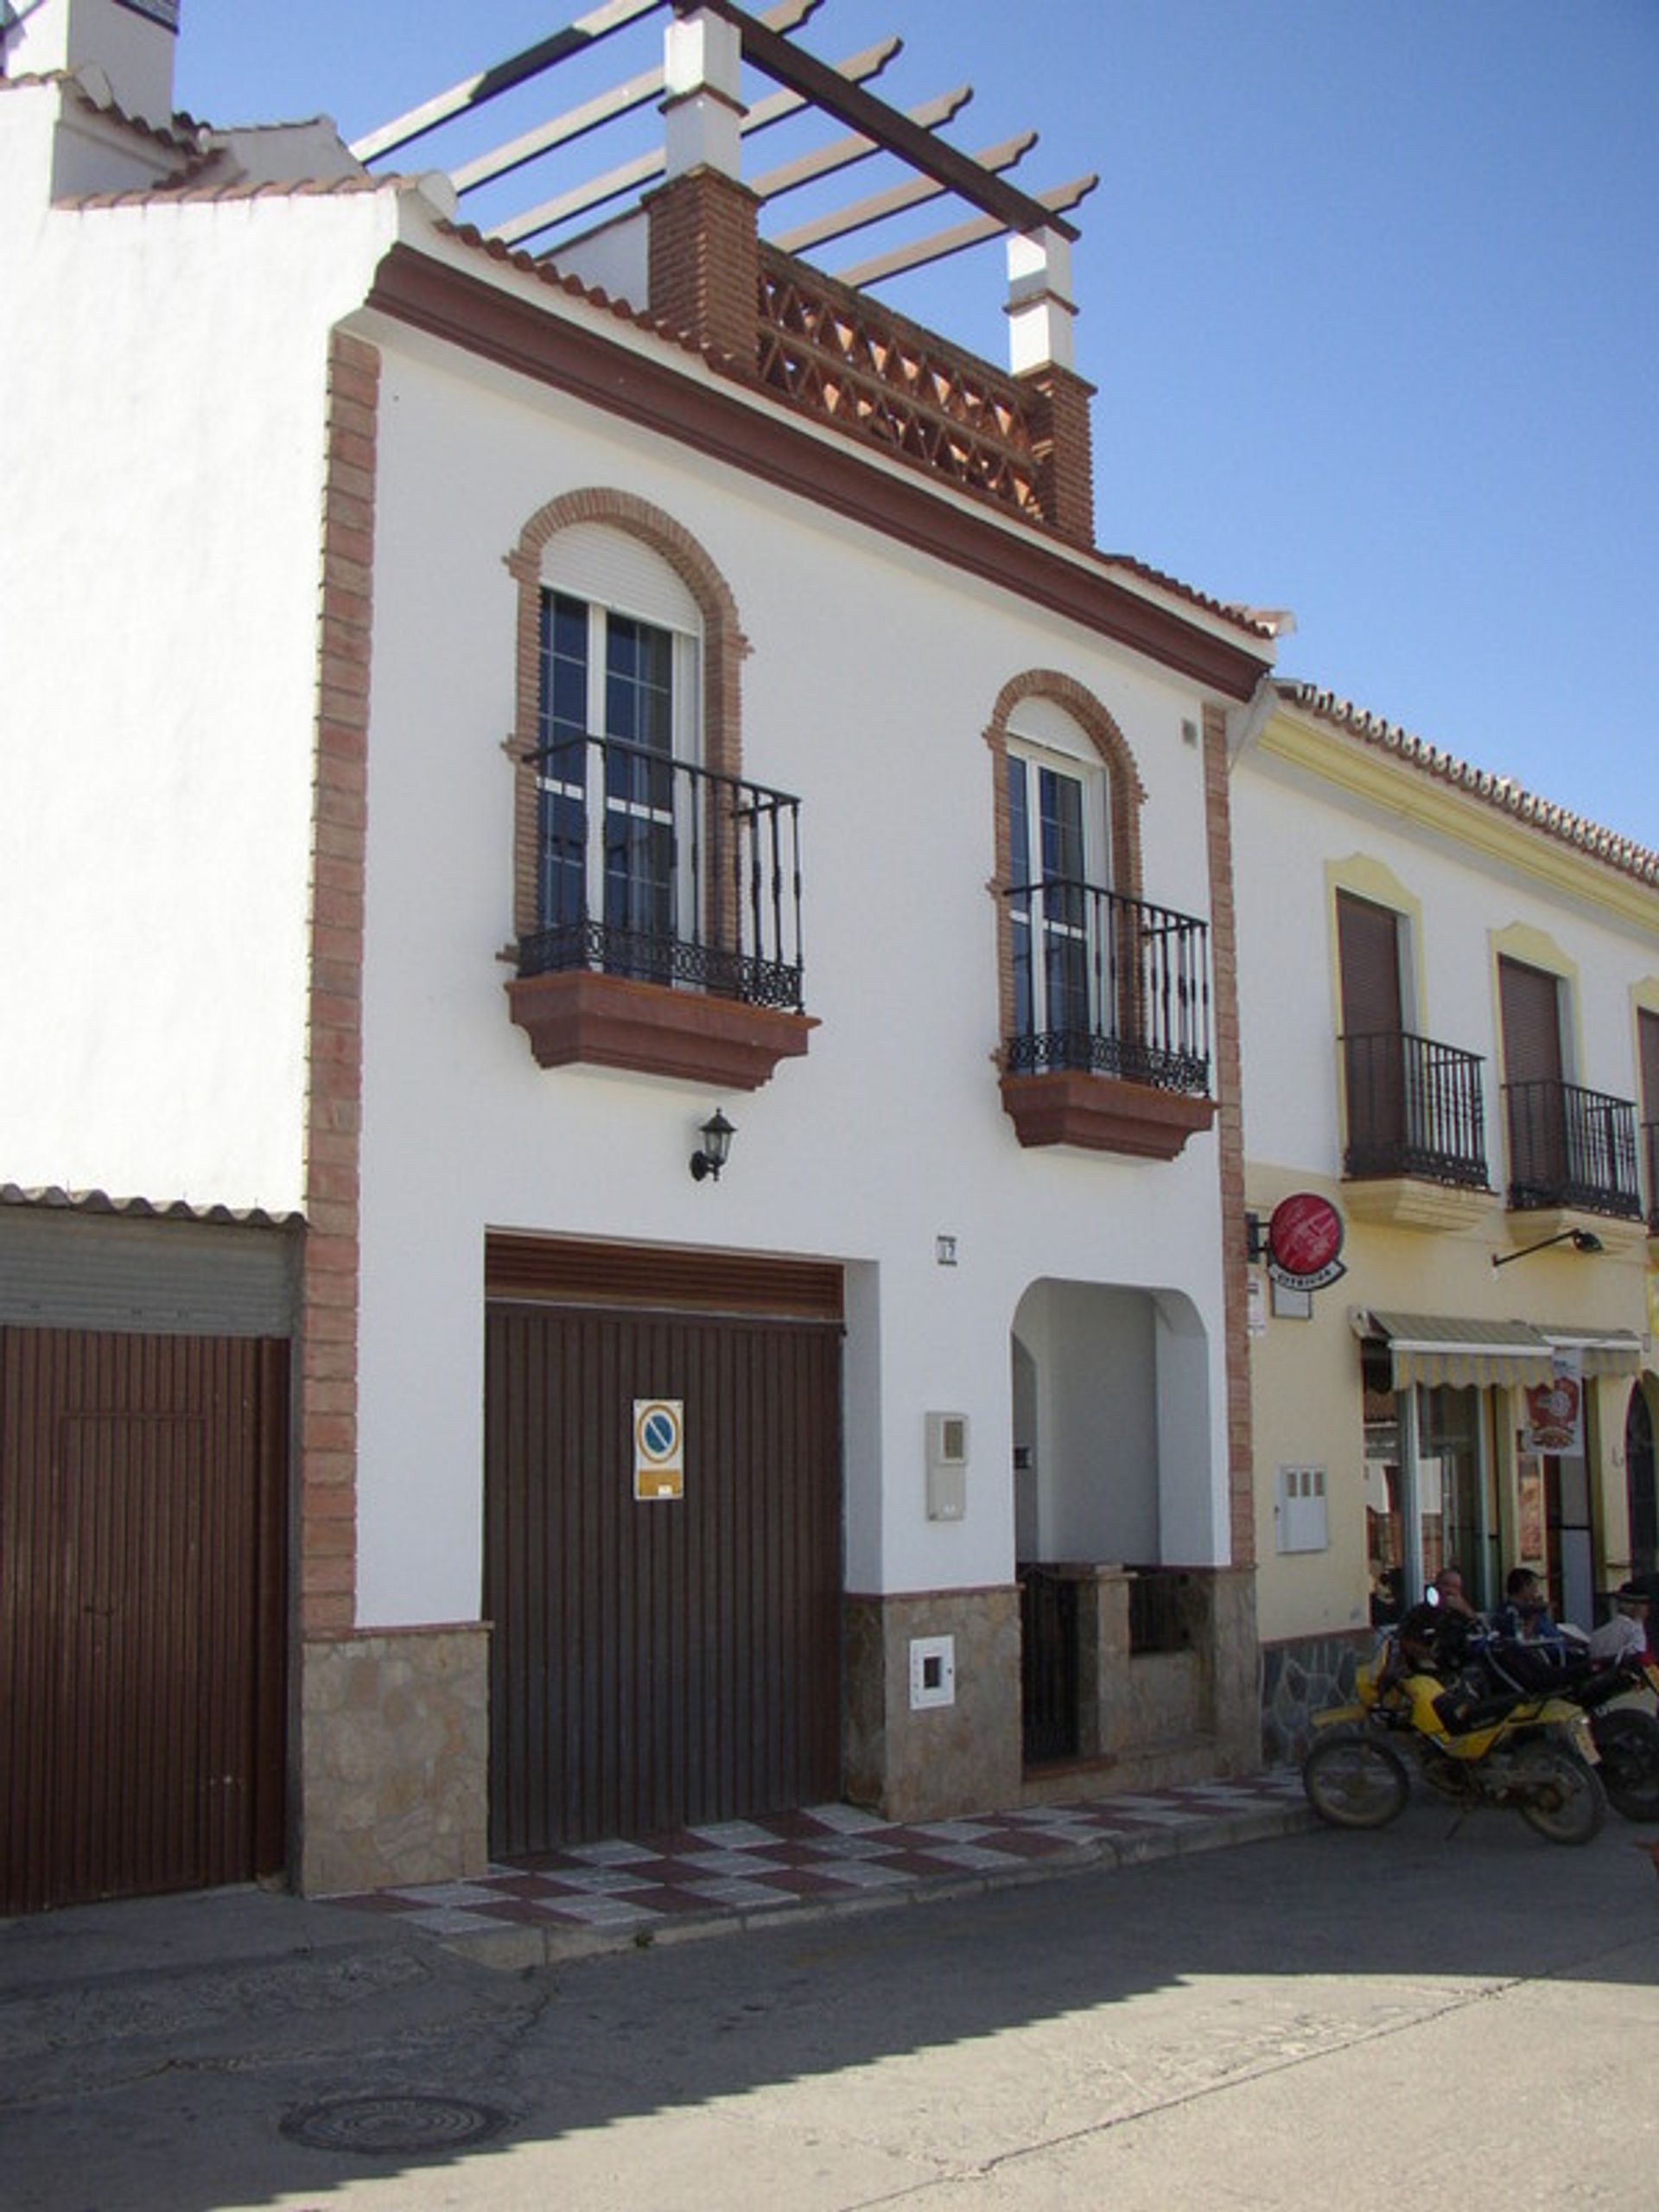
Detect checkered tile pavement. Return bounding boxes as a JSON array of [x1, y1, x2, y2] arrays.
[[332, 1774, 1309, 1956]]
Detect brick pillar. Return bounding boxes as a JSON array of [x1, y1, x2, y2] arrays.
[[298, 330, 378, 1637], [1019, 363, 1096, 548], [1202, 700, 1255, 1570], [645, 167, 761, 371]]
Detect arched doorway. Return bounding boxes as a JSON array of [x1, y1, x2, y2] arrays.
[[1009, 1280, 1217, 1773], [1627, 1382, 1656, 1580]]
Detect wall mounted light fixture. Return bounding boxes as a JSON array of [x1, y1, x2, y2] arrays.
[[1491, 1227, 1605, 1269], [690, 1109, 735, 1184]]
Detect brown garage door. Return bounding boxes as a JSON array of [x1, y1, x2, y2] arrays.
[[485, 1248, 843, 1853], [0, 1328, 289, 1914]]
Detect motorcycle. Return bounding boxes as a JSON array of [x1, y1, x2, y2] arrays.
[[1303, 1626, 1607, 1846], [1476, 1637, 1659, 1824]]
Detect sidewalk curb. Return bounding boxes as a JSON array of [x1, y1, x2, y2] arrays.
[[433, 1799, 1319, 1973]]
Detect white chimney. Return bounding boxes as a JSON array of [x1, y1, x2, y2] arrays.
[[4, 0, 181, 131]]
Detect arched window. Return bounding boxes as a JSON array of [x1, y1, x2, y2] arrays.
[[1002, 695, 1120, 1053], [988, 673, 1147, 1077], [530, 524, 704, 981], [988, 675, 1214, 1157], [503, 493, 812, 1089]]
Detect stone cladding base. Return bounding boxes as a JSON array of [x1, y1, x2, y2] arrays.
[[1260, 1629, 1376, 1768], [842, 1587, 1024, 1823], [297, 1624, 490, 1896]]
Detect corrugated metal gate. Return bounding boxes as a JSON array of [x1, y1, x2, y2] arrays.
[[0, 1327, 289, 1914], [484, 1238, 843, 1853]]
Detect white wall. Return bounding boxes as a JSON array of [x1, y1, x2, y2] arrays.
[[351, 326, 1243, 1626], [0, 105, 400, 1211], [1012, 1281, 1160, 1563], [6, 0, 177, 130]]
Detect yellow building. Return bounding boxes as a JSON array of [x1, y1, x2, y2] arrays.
[[1232, 683, 1659, 1757]]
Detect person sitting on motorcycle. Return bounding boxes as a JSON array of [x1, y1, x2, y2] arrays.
[[1391, 1571, 1479, 1680], [1587, 1581, 1650, 1665], [1383, 1580, 1494, 1734], [1431, 1566, 1478, 1619], [1483, 1566, 1575, 1694], [1491, 1567, 1564, 1645], [1394, 1603, 1440, 1673]]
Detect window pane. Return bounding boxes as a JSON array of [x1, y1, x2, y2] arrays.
[[1007, 755, 1031, 884], [534, 594, 690, 970], [1038, 767, 1085, 884], [1044, 930, 1089, 1033], [545, 592, 589, 741], [605, 810, 673, 954], [537, 593, 590, 931], [605, 613, 674, 753]]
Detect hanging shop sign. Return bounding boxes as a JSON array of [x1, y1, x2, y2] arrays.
[[632, 1398, 684, 1502], [1265, 1192, 1346, 1293], [1521, 1352, 1583, 1457]]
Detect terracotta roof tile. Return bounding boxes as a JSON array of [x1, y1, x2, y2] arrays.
[[0, 1184, 302, 1228], [1277, 679, 1659, 888], [437, 217, 746, 369], [1, 65, 202, 152], [60, 167, 426, 211], [1102, 554, 1279, 640]]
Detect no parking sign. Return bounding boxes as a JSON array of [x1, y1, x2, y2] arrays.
[[633, 1399, 684, 1502]]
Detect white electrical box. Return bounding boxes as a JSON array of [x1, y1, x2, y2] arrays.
[[925, 1411, 969, 1521], [909, 1635, 956, 1710], [1275, 1464, 1328, 1553]]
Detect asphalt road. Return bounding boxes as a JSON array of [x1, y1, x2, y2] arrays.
[[4, 1796, 1656, 2211]]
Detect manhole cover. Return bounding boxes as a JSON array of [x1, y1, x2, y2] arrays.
[[280, 2094, 512, 2156]]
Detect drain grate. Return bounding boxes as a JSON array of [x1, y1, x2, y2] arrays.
[[280, 2093, 512, 2156]]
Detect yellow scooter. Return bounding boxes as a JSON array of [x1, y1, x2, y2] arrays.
[[1303, 1630, 1606, 1846]]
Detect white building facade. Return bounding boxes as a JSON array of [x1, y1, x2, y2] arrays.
[[1, 0, 1274, 1906]]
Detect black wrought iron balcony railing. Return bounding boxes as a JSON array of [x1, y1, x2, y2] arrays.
[[1003, 880, 1211, 1096], [1341, 1030, 1490, 1188], [1503, 1078, 1643, 1219], [1643, 1118, 1659, 1235], [518, 732, 804, 1012]]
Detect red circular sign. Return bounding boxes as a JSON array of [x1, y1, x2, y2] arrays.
[[1268, 1193, 1344, 1280]]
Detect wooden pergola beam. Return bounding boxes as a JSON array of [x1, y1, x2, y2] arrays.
[[750, 79, 969, 204], [836, 173, 1097, 289], [774, 129, 1036, 255], [678, 0, 1080, 242], [352, 0, 669, 164]]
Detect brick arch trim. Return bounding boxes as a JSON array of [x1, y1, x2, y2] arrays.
[[505, 489, 749, 944], [985, 671, 1148, 1055], [988, 669, 1147, 887]]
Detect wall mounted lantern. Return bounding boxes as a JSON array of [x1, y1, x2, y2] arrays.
[[1491, 1227, 1604, 1269], [690, 1109, 736, 1184]]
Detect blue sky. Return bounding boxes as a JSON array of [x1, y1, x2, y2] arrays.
[[175, 1, 1659, 851]]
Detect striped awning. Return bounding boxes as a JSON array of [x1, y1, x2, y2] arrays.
[[1357, 1311, 1558, 1390], [1541, 1327, 1645, 1378]]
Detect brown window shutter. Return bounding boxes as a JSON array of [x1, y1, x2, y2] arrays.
[[484, 1233, 843, 1324], [1498, 957, 1564, 1086], [1638, 1007, 1659, 1121], [1336, 892, 1403, 1037]]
